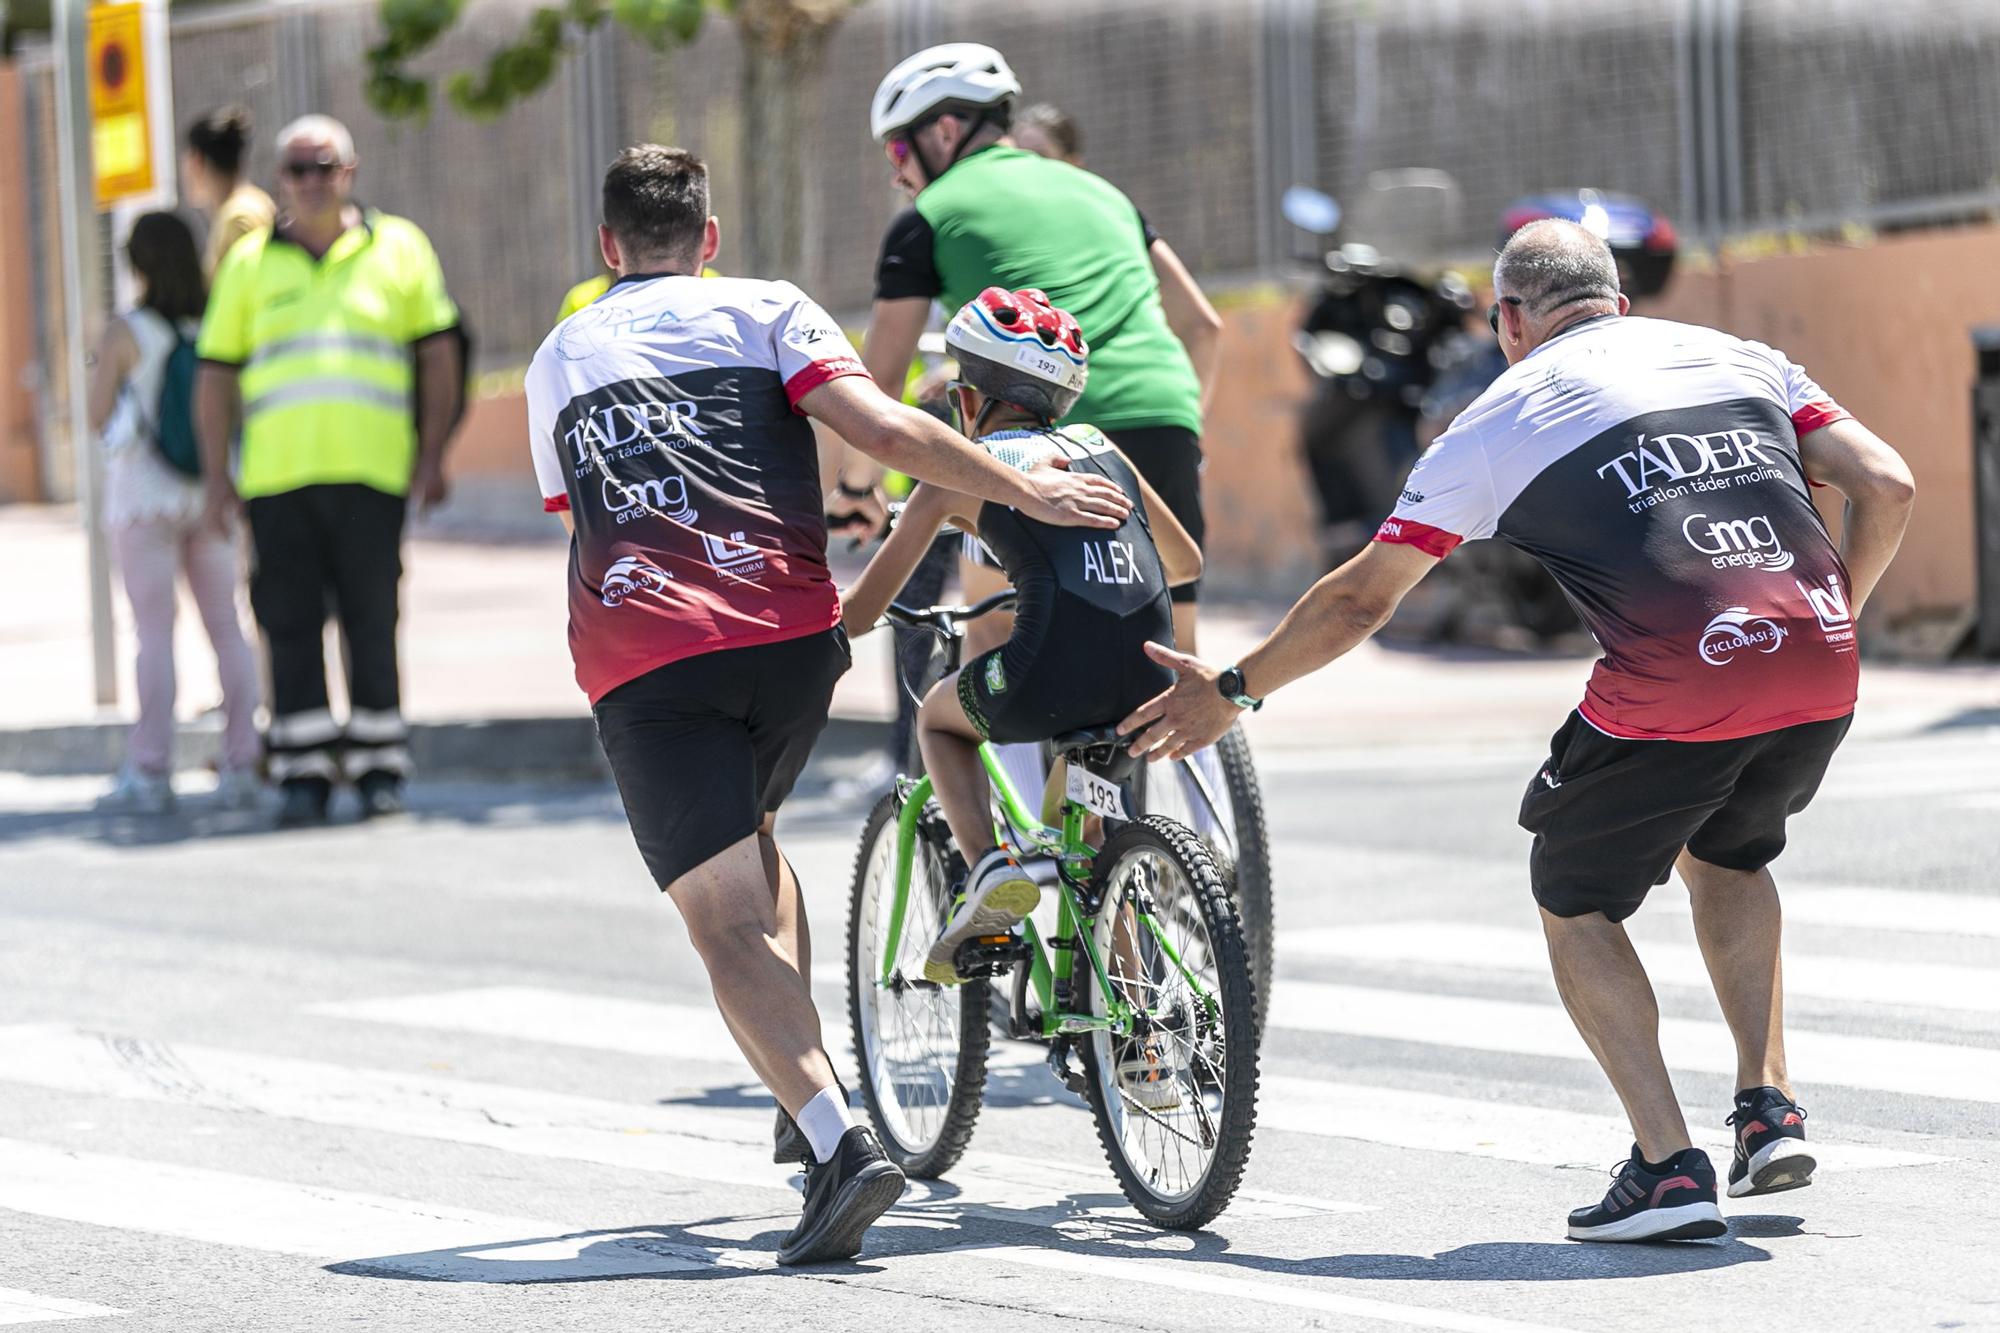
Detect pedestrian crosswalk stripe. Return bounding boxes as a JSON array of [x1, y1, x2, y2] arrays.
[[1654, 884, 2000, 940], [0, 1135, 1579, 1330], [0, 1137, 695, 1282], [988, 1247, 1583, 1333], [0, 1026, 1357, 1226], [308, 985, 1047, 1072], [1286, 921, 2000, 1013], [0, 1289, 124, 1327], [1270, 981, 2000, 1101], [1255, 1075, 1945, 1173], [299, 978, 1953, 1174]]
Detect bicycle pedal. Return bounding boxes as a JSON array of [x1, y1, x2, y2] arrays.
[[951, 933, 1030, 980]]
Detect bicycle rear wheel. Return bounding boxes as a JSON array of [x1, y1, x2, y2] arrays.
[[1134, 723, 1273, 1032], [1078, 815, 1258, 1229], [848, 790, 988, 1178]]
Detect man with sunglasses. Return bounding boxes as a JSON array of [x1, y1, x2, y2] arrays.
[[1121, 219, 1915, 1244], [195, 114, 463, 826]]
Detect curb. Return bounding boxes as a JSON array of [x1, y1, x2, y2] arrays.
[[0, 714, 894, 781]]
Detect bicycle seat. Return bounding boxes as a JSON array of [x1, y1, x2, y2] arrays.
[[1051, 725, 1143, 785]]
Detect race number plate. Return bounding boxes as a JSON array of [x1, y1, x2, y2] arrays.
[[1065, 765, 1129, 821]]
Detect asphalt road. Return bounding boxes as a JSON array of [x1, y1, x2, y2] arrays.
[[1, 718, 1996, 1332]]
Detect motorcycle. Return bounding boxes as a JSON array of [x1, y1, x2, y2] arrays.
[[1282, 174, 1477, 567]]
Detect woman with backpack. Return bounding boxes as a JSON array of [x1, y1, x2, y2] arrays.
[[87, 212, 262, 814]]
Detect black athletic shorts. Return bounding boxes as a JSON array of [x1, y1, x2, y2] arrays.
[[958, 621, 1173, 746], [594, 627, 849, 889], [1519, 709, 1853, 922], [1106, 425, 1205, 605]]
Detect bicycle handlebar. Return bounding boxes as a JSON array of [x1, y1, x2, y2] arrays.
[[880, 590, 1018, 636]]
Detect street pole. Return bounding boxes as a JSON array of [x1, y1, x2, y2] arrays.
[[53, 0, 119, 708]]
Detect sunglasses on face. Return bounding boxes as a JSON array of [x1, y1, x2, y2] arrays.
[[281, 158, 342, 179], [1488, 295, 1523, 336], [885, 138, 913, 169]]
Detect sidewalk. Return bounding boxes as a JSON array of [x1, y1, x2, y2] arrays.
[[4, 504, 1995, 777]]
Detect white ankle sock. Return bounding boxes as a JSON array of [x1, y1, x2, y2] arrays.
[[796, 1085, 857, 1164]]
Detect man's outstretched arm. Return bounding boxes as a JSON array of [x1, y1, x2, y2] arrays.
[[1121, 540, 1440, 759], [799, 373, 1130, 530]]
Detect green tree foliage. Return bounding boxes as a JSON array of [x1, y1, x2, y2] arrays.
[[367, 0, 715, 122]]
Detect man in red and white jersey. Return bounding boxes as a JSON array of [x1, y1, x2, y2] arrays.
[[524, 146, 1132, 1266], [1119, 219, 1915, 1243]]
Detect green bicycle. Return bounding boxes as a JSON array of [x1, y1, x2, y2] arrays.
[[846, 594, 1260, 1229]]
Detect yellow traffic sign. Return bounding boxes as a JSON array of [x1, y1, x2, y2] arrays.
[[87, 2, 153, 207]]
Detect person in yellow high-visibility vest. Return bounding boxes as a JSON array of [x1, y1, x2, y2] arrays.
[[194, 114, 464, 827]]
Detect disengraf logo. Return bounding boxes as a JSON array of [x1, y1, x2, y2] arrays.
[[1698, 607, 1788, 666], [1796, 572, 1855, 648], [600, 555, 672, 608], [1681, 511, 1795, 572]]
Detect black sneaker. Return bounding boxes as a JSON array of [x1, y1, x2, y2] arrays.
[[776, 1125, 904, 1266], [274, 778, 331, 829], [355, 771, 406, 819], [773, 1107, 809, 1165], [1567, 1146, 1727, 1243], [1727, 1086, 1816, 1198]]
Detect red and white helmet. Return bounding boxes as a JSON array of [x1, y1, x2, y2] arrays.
[[945, 287, 1089, 421]]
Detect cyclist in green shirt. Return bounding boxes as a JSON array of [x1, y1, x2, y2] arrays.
[[834, 43, 1218, 658]]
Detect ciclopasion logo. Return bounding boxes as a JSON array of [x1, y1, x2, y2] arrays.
[[1698, 607, 1788, 666]]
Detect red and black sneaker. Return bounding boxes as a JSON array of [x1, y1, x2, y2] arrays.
[[1727, 1086, 1816, 1198], [1567, 1146, 1727, 1243]]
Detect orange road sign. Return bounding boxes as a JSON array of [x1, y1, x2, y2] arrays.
[[87, 2, 154, 207]]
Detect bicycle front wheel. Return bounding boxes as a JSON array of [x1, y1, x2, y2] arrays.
[[847, 790, 989, 1178], [1078, 815, 1259, 1229]]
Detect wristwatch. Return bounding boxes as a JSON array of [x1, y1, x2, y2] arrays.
[[1216, 665, 1263, 711]]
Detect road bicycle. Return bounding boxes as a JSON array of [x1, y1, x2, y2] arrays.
[[846, 594, 1260, 1229]]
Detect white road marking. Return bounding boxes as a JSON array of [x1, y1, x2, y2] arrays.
[[309, 984, 1047, 1073], [1286, 921, 2000, 1012], [991, 1247, 1582, 1333], [0, 1132, 1585, 1331], [1256, 1075, 1944, 1173], [0, 1137, 738, 1282], [1650, 885, 2000, 940], [0, 1289, 124, 1327], [300, 972, 1954, 1172], [1270, 981, 2000, 1101], [0, 1027, 1356, 1226]]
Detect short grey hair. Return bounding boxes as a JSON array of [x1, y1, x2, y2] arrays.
[[1493, 219, 1619, 315], [276, 114, 356, 165]]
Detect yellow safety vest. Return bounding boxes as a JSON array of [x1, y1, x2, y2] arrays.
[[199, 210, 458, 499]]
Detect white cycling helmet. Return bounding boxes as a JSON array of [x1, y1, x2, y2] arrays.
[[870, 43, 1020, 143], [945, 287, 1088, 422]]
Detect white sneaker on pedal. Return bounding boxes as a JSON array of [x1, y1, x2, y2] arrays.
[[924, 848, 1039, 985], [1117, 1033, 1182, 1111]]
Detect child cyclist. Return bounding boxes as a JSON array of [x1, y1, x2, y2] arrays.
[[841, 288, 1202, 987]]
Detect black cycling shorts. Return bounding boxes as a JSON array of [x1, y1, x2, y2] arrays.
[[594, 627, 849, 889], [1107, 425, 1205, 605], [958, 626, 1173, 746], [1519, 709, 1853, 922]]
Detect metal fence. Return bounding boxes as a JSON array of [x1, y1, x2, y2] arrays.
[[11, 0, 2000, 461]]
